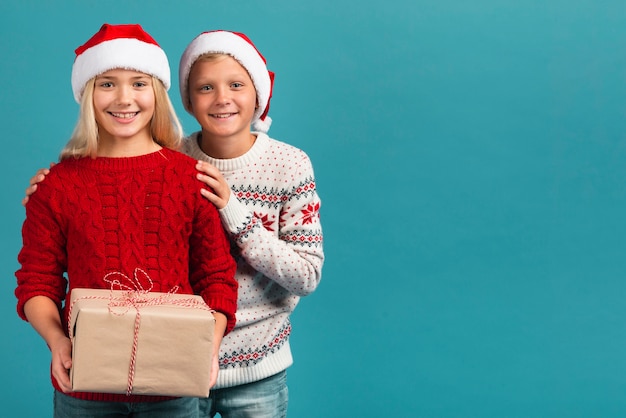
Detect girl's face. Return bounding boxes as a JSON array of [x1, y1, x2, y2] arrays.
[[187, 55, 257, 145], [92, 69, 155, 148]]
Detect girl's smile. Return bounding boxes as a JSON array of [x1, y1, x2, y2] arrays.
[[109, 111, 139, 120]]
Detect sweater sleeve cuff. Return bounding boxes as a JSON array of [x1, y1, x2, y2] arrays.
[[203, 295, 237, 335], [219, 193, 251, 235]]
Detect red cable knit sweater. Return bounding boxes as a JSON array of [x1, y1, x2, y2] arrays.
[[15, 147, 238, 403]]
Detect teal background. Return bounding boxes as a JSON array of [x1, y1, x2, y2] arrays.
[[2, 1, 626, 416]]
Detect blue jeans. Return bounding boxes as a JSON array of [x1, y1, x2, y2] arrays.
[[199, 371, 288, 418], [53, 391, 199, 418]]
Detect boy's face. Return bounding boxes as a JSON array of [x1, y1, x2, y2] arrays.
[[187, 55, 257, 143]]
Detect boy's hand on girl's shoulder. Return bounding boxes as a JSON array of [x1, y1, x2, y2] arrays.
[[195, 161, 231, 210], [22, 163, 55, 206]]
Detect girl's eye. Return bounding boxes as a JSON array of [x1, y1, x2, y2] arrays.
[[99, 82, 113, 88], [134, 82, 147, 87]]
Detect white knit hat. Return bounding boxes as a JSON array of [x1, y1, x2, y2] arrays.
[[71, 23, 170, 102], [179, 30, 274, 133]]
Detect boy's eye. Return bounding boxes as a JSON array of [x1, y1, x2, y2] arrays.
[[199, 85, 213, 91], [231, 82, 243, 88]]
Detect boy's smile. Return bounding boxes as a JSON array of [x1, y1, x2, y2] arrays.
[[212, 112, 237, 118]]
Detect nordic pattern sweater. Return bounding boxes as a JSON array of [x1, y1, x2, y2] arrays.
[[183, 132, 324, 389]]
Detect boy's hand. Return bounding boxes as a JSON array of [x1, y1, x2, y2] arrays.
[[196, 161, 231, 210], [22, 164, 55, 206]]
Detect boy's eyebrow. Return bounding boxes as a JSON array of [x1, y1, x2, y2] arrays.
[[191, 72, 250, 82]]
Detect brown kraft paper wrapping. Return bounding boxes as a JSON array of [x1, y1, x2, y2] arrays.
[[68, 288, 215, 397]]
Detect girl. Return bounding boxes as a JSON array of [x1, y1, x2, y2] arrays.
[[15, 24, 237, 418]]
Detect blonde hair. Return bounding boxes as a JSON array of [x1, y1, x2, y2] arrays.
[[195, 52, 230, 65], [60, 75, 183, 160]]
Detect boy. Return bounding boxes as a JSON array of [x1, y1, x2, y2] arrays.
[[179, 30, 324, 417]]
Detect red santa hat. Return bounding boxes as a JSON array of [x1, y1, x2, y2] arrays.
[[71, 23, 170, 102], [179, 30, 274, 133]]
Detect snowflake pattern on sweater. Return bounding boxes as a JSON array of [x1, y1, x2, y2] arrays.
[[182, 132, 324, 388]]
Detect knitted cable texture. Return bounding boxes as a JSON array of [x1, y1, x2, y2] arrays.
[[16, 147, 237, 402]]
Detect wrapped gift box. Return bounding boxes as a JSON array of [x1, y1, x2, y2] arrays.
[[68, 288, 215, 397]]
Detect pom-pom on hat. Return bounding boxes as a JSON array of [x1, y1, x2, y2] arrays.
[[71, 23, 171, 102], [179, 30, 275, 133]]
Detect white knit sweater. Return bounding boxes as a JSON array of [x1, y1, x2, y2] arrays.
[[182, 132, 324, 389]]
